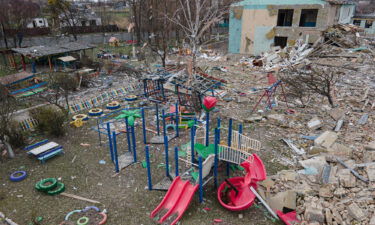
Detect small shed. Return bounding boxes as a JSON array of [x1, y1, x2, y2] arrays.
[[12, 42, 95, 73], [109, 37, 120, 47]]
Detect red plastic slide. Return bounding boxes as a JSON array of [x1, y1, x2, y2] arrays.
[[150, 176, 198, 225], [241, 153, 267, 185]]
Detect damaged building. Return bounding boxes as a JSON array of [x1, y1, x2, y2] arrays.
[[351, 12, 375, 34], [229, 0, 356, 55]]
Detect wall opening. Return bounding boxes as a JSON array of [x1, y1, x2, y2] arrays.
[[353, 19, 361, 26], [277, 9, 294, 27], [274, 36, 288, 48], [365, 20, 373, 28], [299, 9, 319, 27]]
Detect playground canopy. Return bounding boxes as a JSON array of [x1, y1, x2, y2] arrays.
[[58, 56, 77, 62], [12, 42, 95, 58]]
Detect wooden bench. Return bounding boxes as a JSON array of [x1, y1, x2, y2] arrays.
[[25, 140, 64, 163], [37, 148, 64, 164]]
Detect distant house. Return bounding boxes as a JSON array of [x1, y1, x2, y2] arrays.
[[351, 13, 375, 34], [27, 18, 49, 28], [59, 8, 102, 28], [228, 0, 356, 55]]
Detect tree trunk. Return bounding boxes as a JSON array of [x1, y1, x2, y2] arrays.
[[327, 94, 334, 107], [0, 23, 8, 49], [2, 136, 15, 159], [72, 27, 78, 41]]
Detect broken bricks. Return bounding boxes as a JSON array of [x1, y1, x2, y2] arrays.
[[348, 203, 366, 221], [314, 131, 338, 149], [307, 117, 322, 130], [337, 169, 357, 188]]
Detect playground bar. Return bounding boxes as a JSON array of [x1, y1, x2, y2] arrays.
[[205, 112, 210, 147], [239, 124, 243, 150], [142, 108, 147, 144], [125, 118, 132, 152], [174, 147, 179, 177], [112, 131, 120, 173], [131, 125, 137, 162], [145, 145, 152, 190], [190, 123, 195, 163], [106, 123, 114, 162], [214, 128, 219, 187], [156, 103, 160, 135], [198, 156, 203, 203], [227, 118, 233, 176], [175, 103, 179, 138], [164, 135, 170, 177], [97, 120, 101, 146]]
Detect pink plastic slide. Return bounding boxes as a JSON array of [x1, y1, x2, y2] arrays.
[[150, 176, 198, 225]]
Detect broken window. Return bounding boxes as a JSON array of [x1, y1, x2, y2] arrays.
[[365, 20, 373, 28], [274, 36, 288, 48], [299, 9, 318, 27], [277, 9, 294, 27], [353, 20, 361, 26]]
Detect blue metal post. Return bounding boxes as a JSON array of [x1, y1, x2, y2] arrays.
[[106, 123, 114, 162], [190, 123, 195, 163], [174, 147, 179, 177], [227, 119, 233, 176], [164, 135, 170, 177], [199, 156, 203, 203], [175, 103, 179, 138], [217, 118, 221, 129], [145, 145, 152, 190], [214, 128, 219, 188], [156, 104, 160, 135], [131, 125, 137, 162], [112, 132, 120, 173], [142, 108, 147, 144], [205, 112, 210, 146], [162, 109, 167, 137], [125, 118, 132, 152], [97, 119, 101, 146]]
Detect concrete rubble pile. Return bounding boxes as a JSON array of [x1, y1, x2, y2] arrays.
[[250, 24, 374, 73], [245, 25, 375, 225]]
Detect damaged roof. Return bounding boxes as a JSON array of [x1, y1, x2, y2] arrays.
[[12, 42, 95, 58]]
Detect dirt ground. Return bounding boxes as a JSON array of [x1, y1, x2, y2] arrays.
[[1, 107, 284, 225]]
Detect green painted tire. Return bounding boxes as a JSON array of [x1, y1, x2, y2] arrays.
[[77, 216, 89, 225], [35, 181, 42, 191], [38, 178, 58, 192], [47, 182, 65, 196]]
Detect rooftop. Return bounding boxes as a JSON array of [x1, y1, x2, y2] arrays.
[[12, 42, 95, 58]]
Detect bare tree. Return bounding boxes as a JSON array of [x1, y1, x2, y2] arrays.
[[47, 0, 79, 41], [142, 0, 177, 67], [281, 65, 342, 107], [167, 0, 231, 68], [0, 0, 40, 48], [37, 72, 77, 115], [125, 0, 145, 45], [0, 85, 17, 158]]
